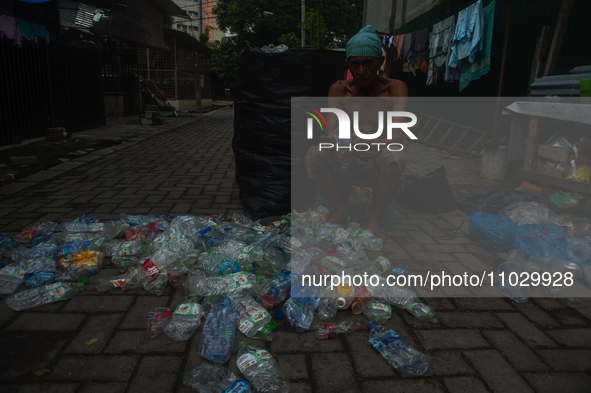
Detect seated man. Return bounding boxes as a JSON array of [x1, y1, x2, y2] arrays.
[[305, 25, 408, 240]]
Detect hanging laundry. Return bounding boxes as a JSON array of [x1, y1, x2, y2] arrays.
[[409, 27, 429, 68], [392, 34, 405, 60], [427, 15, 455, 85], [459, 0, 495, 91], [448, 0, 484, 68], [31, 22, 50, 43], [401, 33, 413, 62], [16, 19, 36, 42], [0, 15, 22, 47]]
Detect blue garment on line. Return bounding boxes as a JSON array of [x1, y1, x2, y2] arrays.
[[448, 0, 484, 68], [459, 0, 495, 91], [31, 22, 49, 43]]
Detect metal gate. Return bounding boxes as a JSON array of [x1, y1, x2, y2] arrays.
[[0, 37, 105, 147]]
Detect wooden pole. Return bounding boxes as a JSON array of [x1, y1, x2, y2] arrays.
[[544, 0, 573, 77]]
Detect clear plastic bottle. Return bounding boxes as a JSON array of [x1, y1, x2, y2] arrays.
[[0, 261, 27, 296], [317, 285, 339, 320], [236, 342, 289, 393], [202, 254, 241, 276], [163, 297, 203, 341], [257, 269, 292, 309], [0, 233, 26, 260], [145, 307, 172, 338], [14, 222, 58, 243], [283, 283, 320, 332], [52, 240, 91, 260], [6, 281, 84, 311], [363, 302, 392, 324], [143, 272, 168, 296], [368, 322, 429, 376], [198, 297, 236, 363], [183, 363, 253, 393], [315, 321, 360, 339], [231, 293, 274, 341], [350, 285, 371, 314], [186, 272, 252, 297], [405, 302, 438, 323], [217, 239, 248, 260], [103, 240, 147, 257]]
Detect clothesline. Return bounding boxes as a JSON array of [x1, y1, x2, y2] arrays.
[[376, 0, 495, 91], [0, 15, 50, 47]]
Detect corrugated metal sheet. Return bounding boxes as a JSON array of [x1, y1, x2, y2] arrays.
[[59, 0, 99, 28]]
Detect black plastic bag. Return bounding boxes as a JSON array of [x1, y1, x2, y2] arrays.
[[233, 42, 346, 219], [395, 166, 456, 213], [453, 188, 560, 215]]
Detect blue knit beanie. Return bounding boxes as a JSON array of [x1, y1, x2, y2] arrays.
[[346, 25, 383, 59]]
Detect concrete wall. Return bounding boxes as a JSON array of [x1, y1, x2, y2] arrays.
[[364, 0, 433, 33], [200, 99, 212, 107], [167, 99, 199, 111], [104, 95, 124, 118]]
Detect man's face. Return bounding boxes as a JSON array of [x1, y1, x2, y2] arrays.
[[346, 56, 383, 86]]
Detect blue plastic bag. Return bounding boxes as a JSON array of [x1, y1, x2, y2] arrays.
[[512, 224, 569, 258], [469, 211, 518, 251]]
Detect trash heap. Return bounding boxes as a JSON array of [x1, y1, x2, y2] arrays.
[[469, 201, 591, 306], [0, 209, 438, 391]]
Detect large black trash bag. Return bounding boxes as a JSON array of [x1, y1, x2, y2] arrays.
[[453, 188, 561, 215], [395, 166, 456, 213], [233, 42, 346, 219]]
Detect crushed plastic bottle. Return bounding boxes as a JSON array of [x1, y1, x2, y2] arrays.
[[198, 297, 236, 363], [186, 272, 252, 297], [283, 283, 320, 332], [315, 321, 361, 339], [363, 301, 392, 324], [6, 280, 86, 311], [257, 269, 292, 309], [163, 297, 203, 341], [183, 363, 253, 393], [145, 307, 172, 338], [0, 261, 27, 295], [231, 293, 274, 341], [202, 254, 241, 276], [317, 286, 339, 320], [368, 322, 429, 376], [237, 342, 289, 393]]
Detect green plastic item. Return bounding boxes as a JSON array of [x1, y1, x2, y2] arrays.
[[549, 191, 582, 210]]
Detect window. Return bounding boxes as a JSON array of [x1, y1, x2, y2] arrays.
[[205, 0, 209, 6], [177, 24, 182, 29], [182, 25, 187, 31], [205, 14, 209, 21]]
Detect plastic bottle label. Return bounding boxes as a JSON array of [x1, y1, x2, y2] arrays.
[[90, 223, 104, 232], [369, 331, 402, 350], [237, 350, 273, 372], [0, 266, 25, 279], [141, 259, 161, 278], [46, 283, 67, 302], [223, 379, 250, 393], [174, 302, 202, 316], [238, 245, 255, 261], [322, 323, 338, 339], [291, 239, 302, 248], [109, 278, 127, 290], [228, 272, 251, 290], [368, 302, 392, 314], [238, 307, 269, 334], [218, 259, 236, 275]]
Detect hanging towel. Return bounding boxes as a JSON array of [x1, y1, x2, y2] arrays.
[[401, 33, 413, 61], [31, 22, 50, 43], [16, 19, 36, 42], [459, 0, 495, 91], [448, 0, 484, 68], [0, 15, 22, 47]]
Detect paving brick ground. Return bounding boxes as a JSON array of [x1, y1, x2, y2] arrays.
[[1, 108, 590, 393]]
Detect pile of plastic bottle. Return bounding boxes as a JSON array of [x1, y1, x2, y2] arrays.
[[0, 207, 438, 391]]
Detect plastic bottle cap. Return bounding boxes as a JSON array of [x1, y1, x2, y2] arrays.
[[268, 321, 277, 330], [274, 311, 285, 320], [368, 322, 377, 331]]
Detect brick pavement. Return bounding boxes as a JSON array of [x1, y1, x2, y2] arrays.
[[1, 108, 590, 393]]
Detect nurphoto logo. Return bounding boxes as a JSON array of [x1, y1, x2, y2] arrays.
[[303, 107, 418, 152]]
